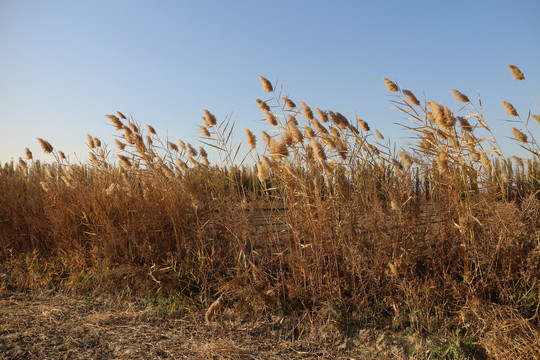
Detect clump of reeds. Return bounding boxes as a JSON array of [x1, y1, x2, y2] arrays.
[[0, 65, 538, 356]]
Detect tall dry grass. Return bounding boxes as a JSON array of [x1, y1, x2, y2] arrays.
[[1, 65, 539, 357]]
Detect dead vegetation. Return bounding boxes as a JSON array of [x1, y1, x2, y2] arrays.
[[1, 65, 539, 359]]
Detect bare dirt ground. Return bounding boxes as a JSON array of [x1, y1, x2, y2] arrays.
[[0, 290, 417, 360]]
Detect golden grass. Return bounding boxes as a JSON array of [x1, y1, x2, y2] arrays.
[[1, 64, 539, 357]]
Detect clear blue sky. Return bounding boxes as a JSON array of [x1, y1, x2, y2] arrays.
[[1, 0, 539, 164]]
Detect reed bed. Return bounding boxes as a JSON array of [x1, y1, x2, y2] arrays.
[[1, 65, 539, 358]]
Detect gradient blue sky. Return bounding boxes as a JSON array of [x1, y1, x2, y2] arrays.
[[1, 0, 539, 164]]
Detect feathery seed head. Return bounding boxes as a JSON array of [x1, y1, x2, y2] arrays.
[[176, 158, 188, 170], [356, 118, 370, 132], [480, 153, 491, 169], [429, 101, 447, 129], [245, 128, 257, 150], [283, 131, 293, 146], [200, 126, 211, 137], [259, 75, 273, 93], [501, 168, 510, 183], [168, 141, 179, 152], [337, 141, 348, 160], [402, 89, 420, 106], [261, 155, 274, 169], [203, 109, 217, 127], [329, 126, 341, 138], [512, 128, 527, 143], [437, 152, 448, 173], [118, 154, 132, 168], [531, 114, 540, 126], [107, 114, 124, 130], [450, 89, 470, 103], [398, 151, 413, 167], [261, 131, 272, 147], [187, 143, 198, 157], [178, 140, 186, 151], [458, 117, 473, 132], [508, 65, 525, 80], [287, 115, 298, 126], [146, 125, 156, 135], [331, 111, 350, 129], [312, 118, 329, 134], [115, 139, 126, 150], [116, 111, 127, 119], [255, 98, 271, 113], [257, 161, 269, 182], [348, 124, 359, 135], [311, 139, 327, 164], [87, 134, 95, 148], [25, 148, 33, 160], [502, 101, 519, 117], [367, 143, 379, 155], [286, 122, 303, 142], [301, 101, 314, 120], [470, 147, 481, 162], [44, 166, 54, 179], [512, 156, 524, 168], [58, 151, 66, 160], [37, 138, 53, 153], [382, 77, 399, 92], [304, 126, 316, 139], [266, 112, 278, 126], [271, 137, 289, 160], [375, 129, 384, 140], [128, 122, 139, 133], [145, 135, 153, 146], [199, 146, 208, 158], [322, 135, 336, 150], [282, 97, 296, 108], [316, 108, 329, 123], [89, 152, 99, 165], [443, 106, 456, 129]]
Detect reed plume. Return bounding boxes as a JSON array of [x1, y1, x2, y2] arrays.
[[203, 109, 217, 127], [357, 119, 370, 132], [257, 160, 269, 182], [502, 101, 519, 117], [402, 89, 420, 105], [301, 101, 314, 120], [200, 126, 211, 137], [382, 77, 399, 92], [37, 138, 53, 154], [450, 89, 470, 103], [512, 128, 527, 143], [259, 75, 273, 93], [245, 129, 256, 150], [282, 97, 296, 108], [316, 107, 329, 123], [266, 112, 278, 126], [255, 98, 271, 113], [508, 64, 525, 80]]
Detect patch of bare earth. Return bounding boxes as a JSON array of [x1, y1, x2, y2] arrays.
[[0, 291, 416, 359]]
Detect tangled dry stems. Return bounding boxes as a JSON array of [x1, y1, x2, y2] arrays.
[[1, 65, 539, 357]]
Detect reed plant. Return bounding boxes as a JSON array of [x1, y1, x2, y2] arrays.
[[1, 65, 539, 358]]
